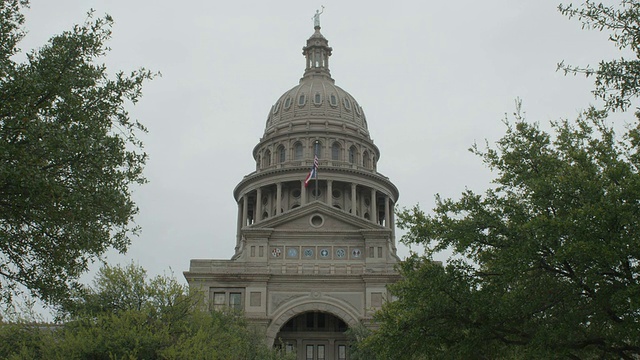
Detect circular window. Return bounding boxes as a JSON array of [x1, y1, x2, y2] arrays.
[[262, 196, 268, 205], [332, 189, 342, 198], [364, 198, 370, 206], [292, 189, 301, 198], [311, 188, 322, 197], [310, 214, 324, 227]]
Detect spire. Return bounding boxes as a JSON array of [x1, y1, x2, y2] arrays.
[[302, 7, 332, 80]]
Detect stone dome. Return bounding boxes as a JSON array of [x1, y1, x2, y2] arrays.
[[263, 27, 369, 137]]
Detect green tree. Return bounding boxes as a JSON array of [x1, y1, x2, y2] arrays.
[[361, 1, 640, 359], [0, 263, 293, 360], [0, 1, 152, 305]]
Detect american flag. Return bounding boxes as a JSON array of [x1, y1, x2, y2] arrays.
[[304, 154, 318, 187]]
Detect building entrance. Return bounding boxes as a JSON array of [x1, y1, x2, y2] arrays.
[[276, 311, 350, 360]]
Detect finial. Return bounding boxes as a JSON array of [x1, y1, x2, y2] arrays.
[[313, 6, 325, 28]]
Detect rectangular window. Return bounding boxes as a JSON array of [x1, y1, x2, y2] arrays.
[[213, 292, 225, 310], [338, 345, 347, 360], [377, 246, 383, 258], [251, 246, 256, 257], [317, 345, 325, 360], [317, 313, 326, 328], [306, 345, 314, 360], [259, 246, 264, 257], [285, 343, 295, 353], [306, 312, 315, 328], [229, 293, 242, 310]]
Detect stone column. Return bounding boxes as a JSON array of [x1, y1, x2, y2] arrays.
[[390, 199, 396, 237], [351, 183, 357, 216], [236, 200, 242, 245], [255, 187, 262, 222], [371, 188, 377, 224], [327, 180, 333, 207], [276, 183, 282, 215], [242, 194, 249, 227], [384, 195, 390, 228]]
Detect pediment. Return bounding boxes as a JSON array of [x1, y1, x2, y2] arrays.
[[246, 201, 384, 233]]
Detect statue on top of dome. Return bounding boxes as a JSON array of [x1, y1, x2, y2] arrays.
[[313, 6, 324, 28]]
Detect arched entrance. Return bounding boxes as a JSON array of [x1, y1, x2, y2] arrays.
[[275, 311, 350, 360]]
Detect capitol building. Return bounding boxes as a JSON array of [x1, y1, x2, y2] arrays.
[[184, 16, 400, 360]]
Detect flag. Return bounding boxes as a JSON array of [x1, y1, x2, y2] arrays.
[[304, 154, 318, 187]]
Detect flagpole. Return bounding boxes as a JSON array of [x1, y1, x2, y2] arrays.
[[314, 140, 319, 200]]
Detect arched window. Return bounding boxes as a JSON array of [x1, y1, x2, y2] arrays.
[[264, 150, 271, 167], [331, 142, 341, 161], [330, 94, 338, 107], [310, 141, 322, 159], [348, 146, 357, 164], [363, 151, 370, 168], [294, 142, 303, 160], [277, 145, 286, 163]]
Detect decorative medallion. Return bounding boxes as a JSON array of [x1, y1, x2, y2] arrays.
[[287, 248, 298, 258], [320, 248, 329, 258], [303, 248, 314, 258], [271, 248, 282, 258], [336, 248, 346, 258], [352, 248, 362, 258]]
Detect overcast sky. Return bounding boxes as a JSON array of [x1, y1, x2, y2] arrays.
[[20, 1, 622, 285]]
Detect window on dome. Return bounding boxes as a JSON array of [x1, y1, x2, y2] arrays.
[[284, 97, 291, 110], [294, 142, 303, 160], [331, 142, 341, 161], [272, 101, 280, 114], [298, 94, 306, 106], [348, 146, 357, 164], [264, 150, 271, 167], [330, 94, 337, 107], [363, 151, 370, 168], [277, 145, 286, 163], [343, 98, 351, 111], [314, 93, 322, 105], [355, 103, 362, 116]]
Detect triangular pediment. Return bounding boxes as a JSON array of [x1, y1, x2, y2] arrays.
[[245, 201, 385, 233]]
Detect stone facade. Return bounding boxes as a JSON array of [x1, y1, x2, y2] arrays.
[[184, 24, 400, 360]]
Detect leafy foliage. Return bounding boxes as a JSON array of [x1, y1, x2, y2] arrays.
[[0, 1, 153, 305], [0, 263, 292, 360], [558, 0, 640, 111], [360, 1, 640, 359]]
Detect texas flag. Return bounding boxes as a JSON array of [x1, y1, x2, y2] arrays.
[[304, 154, 319, 187]]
